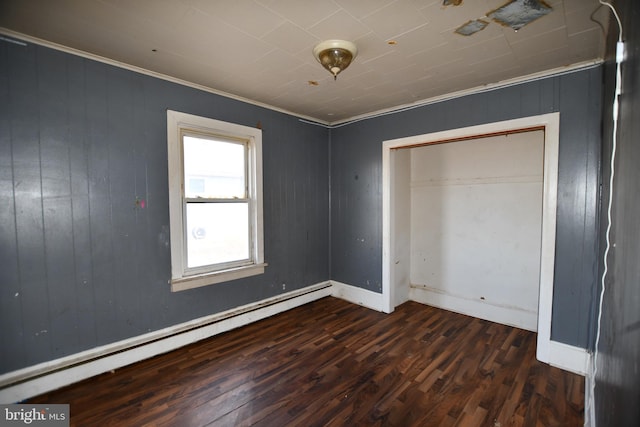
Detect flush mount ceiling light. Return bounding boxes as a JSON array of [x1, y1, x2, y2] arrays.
[[313, 40, 358, 80]]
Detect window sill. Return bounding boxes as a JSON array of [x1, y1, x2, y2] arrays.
[[170, 263, 268, 292]]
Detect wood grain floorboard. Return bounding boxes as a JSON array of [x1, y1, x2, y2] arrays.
[[29, 297, 584, 426]]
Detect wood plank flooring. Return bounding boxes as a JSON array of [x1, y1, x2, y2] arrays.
[[29, 297, 584, 426]]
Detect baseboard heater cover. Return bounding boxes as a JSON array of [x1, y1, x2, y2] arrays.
[[0, 282, 332, 403]]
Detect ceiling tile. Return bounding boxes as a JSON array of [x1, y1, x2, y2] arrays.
[[407, 42, 465, 70], [103, 0, 191, 28], [397, 75, 436, 99], [361, 50, 410, 70], [462, 52, 520, 77], [417, 1, 460, 33], [351, 32, 394, 62], [385, 63, 432, 84], [568, 27, 605, 61], [251, 46, 305, 74], [339, 69, 388, 90], [421, 57, 467, 78], [362, 1, 430, 40], [333, 0, 396, 19], [307, 10, 371, 42], [262, 21, 319, 54], [517, 45, 576, 73], [407, 84, 445, 102], [372, 86, 417, 106], [390, 23, 449, 56], [169, 9, 273, 69], [508, 26, 569, 61], [480, 66, 528, 86], [410, 0, 443, 9], [256, 0, 341, 29], [190, 0, 286, 38], [562, 0, 599, 14], [565, 3, 609, 36], [453, 34, 513, 65], [170, 56, 236, 90]]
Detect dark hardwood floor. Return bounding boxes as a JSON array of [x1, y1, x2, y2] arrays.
[[30, 297, 584, 426]]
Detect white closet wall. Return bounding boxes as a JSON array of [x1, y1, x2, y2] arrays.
[[409, 131, 544, 331]]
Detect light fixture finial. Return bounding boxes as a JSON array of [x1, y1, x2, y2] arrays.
[[313, 40, 358, 80]]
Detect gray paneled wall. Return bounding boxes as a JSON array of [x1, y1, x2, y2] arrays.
[[330, 67, 602, 349], [595, 0, 640, 424], [0, 35, 603, 374], [0, 40, 329, 374]]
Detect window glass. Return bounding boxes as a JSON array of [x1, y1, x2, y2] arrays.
[[183, 135, 246, 199], [185, 202, 249, 268]]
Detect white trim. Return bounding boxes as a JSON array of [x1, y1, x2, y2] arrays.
[[0, 29, 601, 128], [167, 110, 265, 290], [535, 114, 560, 366], [382, 145, 394, 314], [585, 356, 595, 427], [330, 280, 384, 312], [409, 286, 538, 332], [547, 341, 590, 376], [0, 282, 332, 404], [171, 263, 267, 292], [383, 113, 563, 368]]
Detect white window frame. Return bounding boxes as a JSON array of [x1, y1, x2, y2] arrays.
[[167, 110, 265, 292]]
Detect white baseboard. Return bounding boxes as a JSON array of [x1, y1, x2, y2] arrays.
[[409, 285, 538, 332], [0, 279, 589, 405], [409, 285, 589, 376], [0, 282, 332, 404], [545, 340, 590, 376], [330, 280, 384, 311], [584, 357, 595, 427]]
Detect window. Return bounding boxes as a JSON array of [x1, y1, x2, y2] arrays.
[[167, 110, 265, 291]]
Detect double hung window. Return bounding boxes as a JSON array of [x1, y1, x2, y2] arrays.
[[167, 110, 265, 291]]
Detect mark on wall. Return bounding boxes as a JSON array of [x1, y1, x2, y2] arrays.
[[135, 197, 146, 209], [158, 225, 170, 250]]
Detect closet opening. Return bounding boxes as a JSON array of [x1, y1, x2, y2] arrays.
[[382, 113, 559, 365]]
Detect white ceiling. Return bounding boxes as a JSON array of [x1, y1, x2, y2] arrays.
[[0, 0, 609, 124]]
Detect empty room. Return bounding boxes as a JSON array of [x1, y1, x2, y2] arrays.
[[1, 0, 638, 426]]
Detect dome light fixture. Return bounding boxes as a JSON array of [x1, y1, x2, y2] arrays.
[[313, 40, 358, 80]]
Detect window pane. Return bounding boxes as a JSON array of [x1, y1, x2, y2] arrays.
[[183, 135, 246, 199], [186, 202, 249, 268]]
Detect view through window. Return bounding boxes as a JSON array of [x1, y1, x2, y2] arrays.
[[183, 135, 250, 268]]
